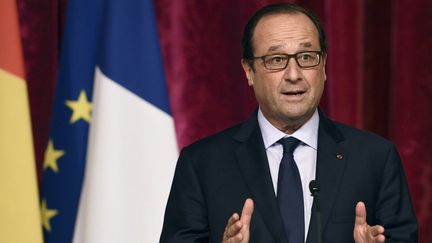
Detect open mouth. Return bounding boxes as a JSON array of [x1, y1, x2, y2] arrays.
[[282, 90, 306, 96]]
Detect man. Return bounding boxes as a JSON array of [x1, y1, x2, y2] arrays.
[[160, 3, 418, 243]]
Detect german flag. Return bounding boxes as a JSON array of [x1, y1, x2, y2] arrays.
[[0, 0, 43, 242]]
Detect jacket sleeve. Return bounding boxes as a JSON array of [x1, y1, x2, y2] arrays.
[[160, 147, 210, 243], [375, 144, 418, 242]]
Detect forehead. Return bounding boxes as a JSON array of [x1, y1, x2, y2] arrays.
[[252, 13, 320, 54]]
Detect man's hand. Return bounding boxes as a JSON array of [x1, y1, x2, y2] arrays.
[[222, 198, 254, 243], [354, 201, 385, 243]]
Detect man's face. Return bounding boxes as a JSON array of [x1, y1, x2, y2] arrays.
[[242, 13, 326, 132]]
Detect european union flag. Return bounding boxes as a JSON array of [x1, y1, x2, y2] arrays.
[[41, 0, 178, 242]]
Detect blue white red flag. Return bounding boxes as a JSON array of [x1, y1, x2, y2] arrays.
[[41, 0, 178, 242]]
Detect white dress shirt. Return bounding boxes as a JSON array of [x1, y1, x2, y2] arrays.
[[257, 108, 319, 241]]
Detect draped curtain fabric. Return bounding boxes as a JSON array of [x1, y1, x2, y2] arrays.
[[18, 0, 432, 241], [391, 0, 432, 232], [17, 0, 67, 180]]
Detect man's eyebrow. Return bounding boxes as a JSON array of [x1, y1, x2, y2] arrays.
[[267, 45, 285, 53], [299, 42, 313, 48], [267, 42, 314, 53]]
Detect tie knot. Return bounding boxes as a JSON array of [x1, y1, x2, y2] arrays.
[[279, 137, 301, 155]]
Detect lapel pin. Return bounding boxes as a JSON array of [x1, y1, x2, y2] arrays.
[[336, 154, 343, 160]]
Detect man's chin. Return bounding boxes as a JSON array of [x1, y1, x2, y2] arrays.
[[279, 109, 315, 124]]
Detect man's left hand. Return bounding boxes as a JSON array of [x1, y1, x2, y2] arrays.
[[353, 201, 385, 243]]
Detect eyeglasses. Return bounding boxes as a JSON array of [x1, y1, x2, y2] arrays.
[[251, 51, 323, 70]]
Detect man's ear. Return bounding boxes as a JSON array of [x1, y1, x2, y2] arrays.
[[241, 59, 254, 86], [321, 53, 327, 82]]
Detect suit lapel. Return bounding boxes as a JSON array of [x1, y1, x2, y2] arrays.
[[307, 112, 348, 243], [233, 112, 288, 243]]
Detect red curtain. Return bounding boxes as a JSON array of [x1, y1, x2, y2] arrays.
[[19, 0, 432, 241], [17, 0, 67, 180], [391, 0, 432, 236]]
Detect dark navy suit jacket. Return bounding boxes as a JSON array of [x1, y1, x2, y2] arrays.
[[160, 111, 418, 243]]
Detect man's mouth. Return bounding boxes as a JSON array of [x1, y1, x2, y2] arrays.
[[282, 90, 306, 96]]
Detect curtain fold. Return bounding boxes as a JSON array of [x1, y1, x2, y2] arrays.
[[391, 0, 432, 235], [17, 0, 66, 180], [323, 0, 365, 127]]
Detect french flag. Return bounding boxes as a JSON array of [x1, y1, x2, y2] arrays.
[[41, 0, 178, 242]]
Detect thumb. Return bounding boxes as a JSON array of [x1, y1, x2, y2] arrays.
[[240, 198, 254, 226], [355, 201, 367, 226]]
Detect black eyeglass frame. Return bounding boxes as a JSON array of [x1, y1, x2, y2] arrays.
[[249, 51, 324, 70]]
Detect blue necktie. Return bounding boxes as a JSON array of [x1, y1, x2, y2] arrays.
[[277, 137, 304, 243]]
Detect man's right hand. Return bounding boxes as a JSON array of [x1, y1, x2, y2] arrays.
[[222, 198, 254, 243]]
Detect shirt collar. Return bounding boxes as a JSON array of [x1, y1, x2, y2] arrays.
[[257, 108, 319, 150]]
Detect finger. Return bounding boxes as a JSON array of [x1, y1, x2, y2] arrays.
[[223, 213, 241, 240], [240, 198, 254, 226], [223, 231, 243, 243], [355, 201, 367, 226], [375, 234, 386, 242], [226, 213, 240, 230], [226, 222, 242, 240], [227, 220, 243, 238], [370, 225, 385, 236], [370, 225, 385, 243]]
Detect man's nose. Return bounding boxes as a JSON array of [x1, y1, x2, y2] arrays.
[[282, 58, 301, 82]]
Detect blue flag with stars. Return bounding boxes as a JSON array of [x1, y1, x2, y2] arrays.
[[41, 0, 178, 242]]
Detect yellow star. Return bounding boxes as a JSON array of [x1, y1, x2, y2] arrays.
[[40, 199, 58, 232], [65, 90, 92, 123], [44, 139, 65, 173]]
